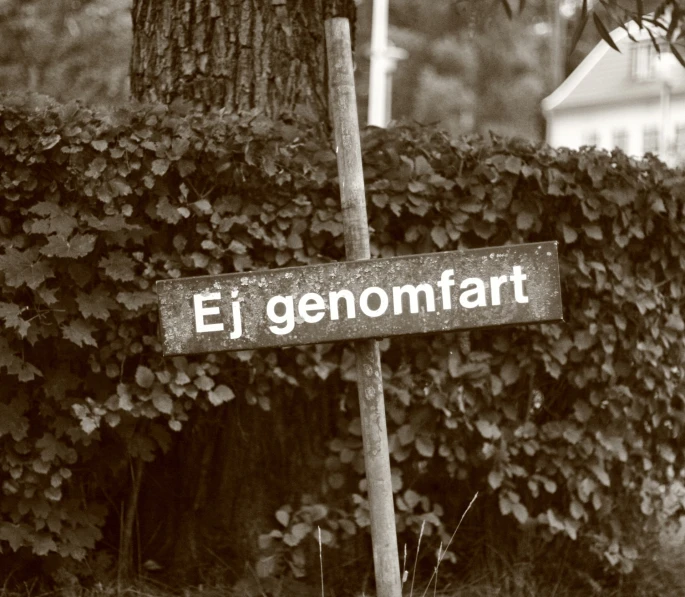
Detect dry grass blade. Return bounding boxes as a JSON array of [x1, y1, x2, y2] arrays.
[[409, 520, 426, 597], [318, 526, 324, 597], [420, 492, 479, 597]]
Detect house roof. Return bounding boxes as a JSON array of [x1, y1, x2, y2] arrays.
[[542, 18, 685, 113]]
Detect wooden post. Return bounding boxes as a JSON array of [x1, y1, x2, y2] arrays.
[[325, 17, 402, 597]]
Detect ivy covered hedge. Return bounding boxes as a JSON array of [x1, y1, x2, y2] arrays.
[[1, 92, 684, 586]]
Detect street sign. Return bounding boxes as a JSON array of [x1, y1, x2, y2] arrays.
[[157, 241, 562, 356]]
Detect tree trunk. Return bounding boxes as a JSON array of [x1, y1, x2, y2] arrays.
[[130, 0, 356, 119], [129, 0, 357, 583]]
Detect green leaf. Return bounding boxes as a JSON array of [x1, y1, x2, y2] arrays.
[[152, 393, 173, 415], [135, 366, 155, 389], [208, 384, 235, 406], [290, 522, 310, 544], [562, 224, 578, 244], [431, 226, 449, 248], [415, 436, 435, 458], [512, 502, 528, 524], [99, 252, 137, 281], [62, 319, 97, 347], [0, 522, 27, 551], [276, 509, 290, 527], [475, 419, 501, 440], [488, 470, 504, 489], [593, 13, 621, 52], [500, 359, 519, 385], [40, 234, 96, 259], [0, 247, 54, 289], [115, 291, 157, 310], [151, 159, 170, 176], [0, 302, 29, 338], [76, 289, 118, 320], [583, 223, 603, 240]]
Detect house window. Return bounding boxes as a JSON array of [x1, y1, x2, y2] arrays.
[[675, 124, 685, 157], [643, 126, 659, 155], [632, 43, 656, 80], [582, 131, 599, 147], [613, 129, 628, 152]]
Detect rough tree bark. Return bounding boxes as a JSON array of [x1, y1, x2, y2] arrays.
[[129, 0, 357, 584], [131, 0, 356, 119]]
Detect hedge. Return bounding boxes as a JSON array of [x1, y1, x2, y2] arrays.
[[1, 91, 684, 585]]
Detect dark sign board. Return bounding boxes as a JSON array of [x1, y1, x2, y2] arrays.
[[156, 241, 563, 356]]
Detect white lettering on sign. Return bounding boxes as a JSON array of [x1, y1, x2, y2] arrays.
[[194, 291, 243, 338], [359, 287, 389, 318], [194, 293, 224, 333], [191, 265, 531, 339], [392, 283, 435, 315], [267, 295, 295, 335], [510, 266, 528, 304]]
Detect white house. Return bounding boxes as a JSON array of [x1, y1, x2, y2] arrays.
[[542, 19, 685, 165]]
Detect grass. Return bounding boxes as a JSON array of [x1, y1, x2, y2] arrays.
[[3, 507, 685, 597]]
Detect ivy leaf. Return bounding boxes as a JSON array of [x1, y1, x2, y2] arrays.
[[99, 252, 137, 281], [76, 289, 118, 320], [0, 522, 26, 551], [0, 247, 54, 289], [500, 360, 520, 386], [32, 534, 57, 556], [115, 291, 157, 310], [40, 234, 96, 259], [0, 402, 29, 441], [0, 302, 29, 338], [208, 384, 235, 406], [61, 319, 97, 347]]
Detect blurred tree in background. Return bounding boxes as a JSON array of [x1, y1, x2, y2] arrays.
[[0, 0, 131, 105], [0, 0, 676, 137]]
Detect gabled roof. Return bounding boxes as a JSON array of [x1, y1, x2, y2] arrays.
[[542, 17, 685, 113]]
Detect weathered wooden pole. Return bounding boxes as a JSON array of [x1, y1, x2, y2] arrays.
[[325, 17, 402, 597]]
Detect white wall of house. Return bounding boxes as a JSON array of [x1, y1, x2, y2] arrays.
[[547, 95, 685, 157], [542, 18, 685, 165]]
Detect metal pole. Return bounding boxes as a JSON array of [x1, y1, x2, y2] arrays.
[[368, 0, 389, 126], [325, 17, 402, 597]]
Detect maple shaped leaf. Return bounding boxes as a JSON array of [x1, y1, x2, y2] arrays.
[[99, 252, 136, 281], [76, 289, 118, 320], [0, 302, 30, 338], [0, 247, 54, 289], [116, 291, 157, 310], [0, 402, 29, 441], [61, 319, 98, 347], [0, 522, 28, 552], [0, 337, 42, 381], [40, 234, 96, 259]]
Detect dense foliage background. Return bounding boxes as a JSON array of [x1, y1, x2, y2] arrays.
[[1, 94, 685, 593]]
